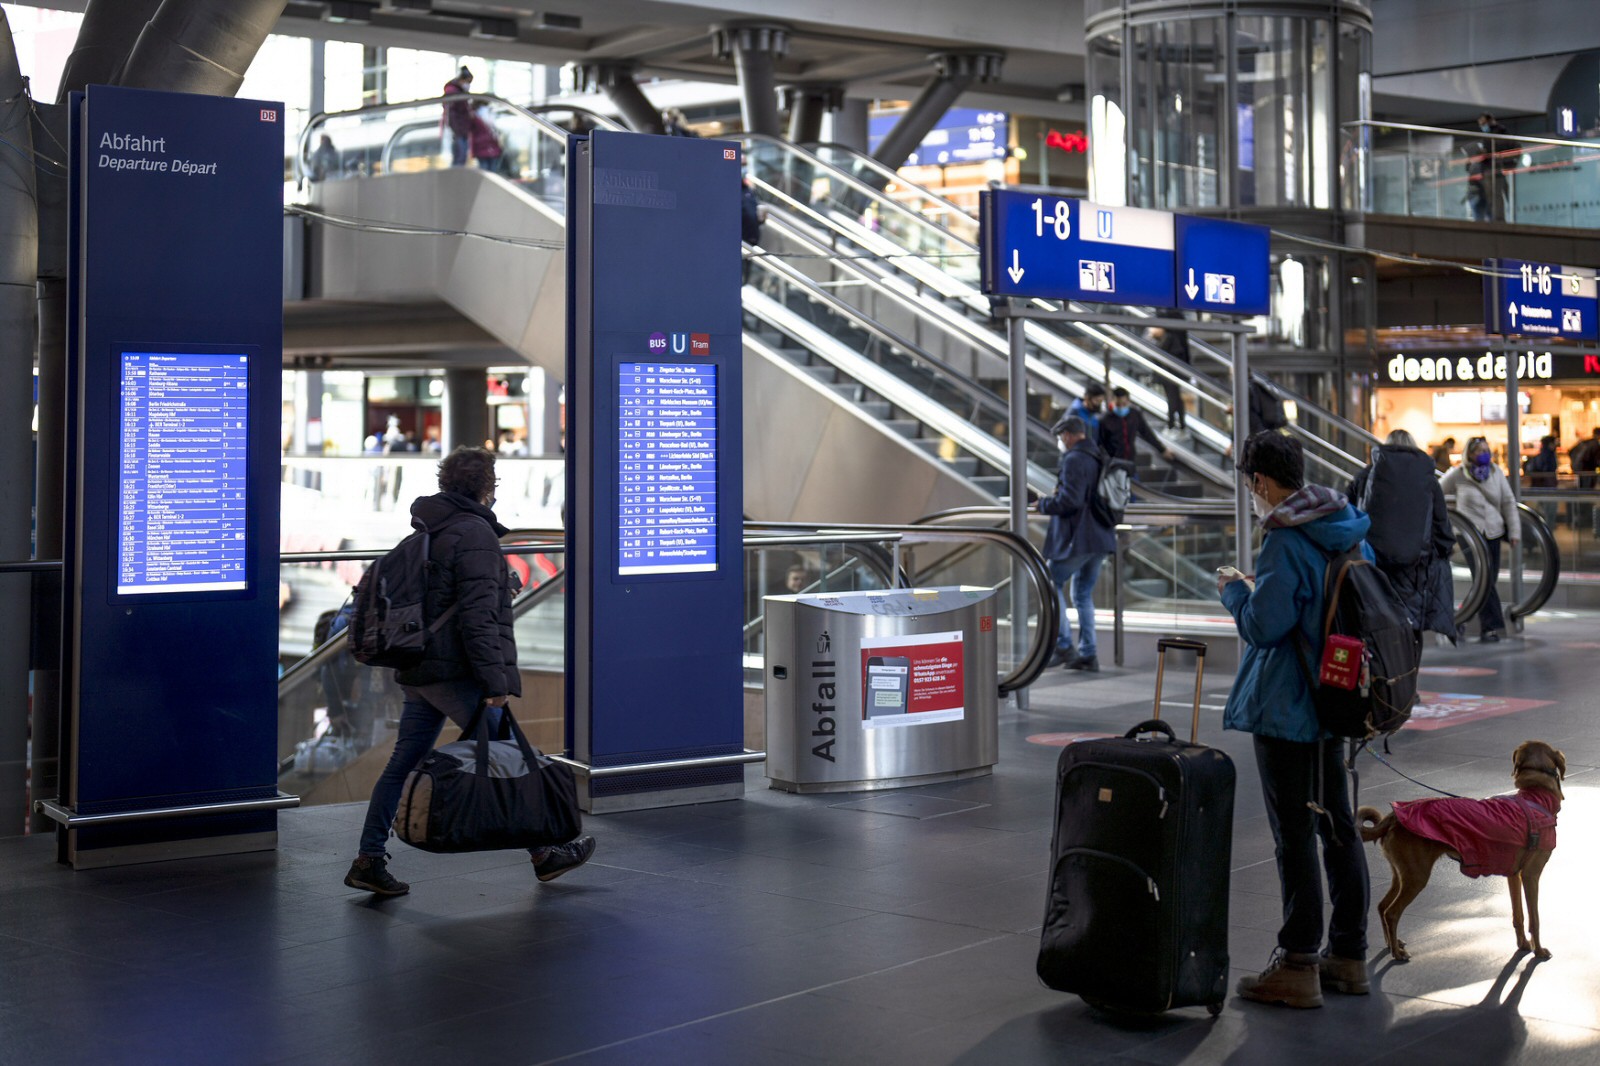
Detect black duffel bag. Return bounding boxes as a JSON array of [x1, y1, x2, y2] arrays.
[[394, 703, 581, 853]]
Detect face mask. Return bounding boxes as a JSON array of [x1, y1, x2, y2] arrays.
[[1251, 491, 1272, 520], [1057, 438, 1067, 454], [1113, 405, 1131, 417]]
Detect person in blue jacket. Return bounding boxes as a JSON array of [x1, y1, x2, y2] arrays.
[[1219, 431, 1372, 1010], [1066, 381, 1107, 440], [1036, 415, 1116, 671]]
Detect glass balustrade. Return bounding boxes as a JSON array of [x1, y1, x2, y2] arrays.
[[1341, 120, 1600, 230]]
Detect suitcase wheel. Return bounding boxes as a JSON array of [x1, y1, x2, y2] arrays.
[[1207, 1002, 1223, 1017]]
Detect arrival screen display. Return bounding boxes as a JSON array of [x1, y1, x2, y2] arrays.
[[116, 351, 249, 595], [617, 361, 718, 576]]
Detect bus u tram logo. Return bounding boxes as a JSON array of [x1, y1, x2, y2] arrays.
[[1096, 210, 1113, 240], [670, 332, 688, 354]]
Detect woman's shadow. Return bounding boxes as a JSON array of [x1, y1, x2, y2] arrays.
[[1220, 954, 1542, 1065]]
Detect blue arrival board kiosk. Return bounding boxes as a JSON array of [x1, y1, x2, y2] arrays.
[[565, 130, 747, 812], [46, 86, 293, 867]]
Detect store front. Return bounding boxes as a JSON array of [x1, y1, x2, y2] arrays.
[[1372, 349, 1600, 468]]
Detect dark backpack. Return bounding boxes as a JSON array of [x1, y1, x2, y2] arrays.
[[346, 518, 459, 669], [1089, 446, 1135, 527], [1292, 536, 1421, 739]]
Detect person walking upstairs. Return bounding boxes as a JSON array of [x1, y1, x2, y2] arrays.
[[345, 447, 596, 896]]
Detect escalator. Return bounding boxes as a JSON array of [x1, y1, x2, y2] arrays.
[[745, 135, 1375, 491], [277, 522, 1058, 805], [294, 98, 1204, 525]]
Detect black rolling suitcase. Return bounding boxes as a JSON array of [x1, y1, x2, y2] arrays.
[[1037, 638, 1235, 1015]]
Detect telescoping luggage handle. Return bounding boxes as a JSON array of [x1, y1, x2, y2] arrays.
[[1152, 637, 1208, 744]]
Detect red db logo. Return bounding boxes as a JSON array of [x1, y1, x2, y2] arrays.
[[260, 109, 278, 122], [723, 148, 738, 160], [979, 616, 994, 632]]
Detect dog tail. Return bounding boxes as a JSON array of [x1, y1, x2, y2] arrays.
[[1356, 805, 1391, 843]]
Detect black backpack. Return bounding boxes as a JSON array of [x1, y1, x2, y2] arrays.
[[347, 518, 459, 669], [1291, 536, 1420, 739], [1089, 446, 1136, 527]]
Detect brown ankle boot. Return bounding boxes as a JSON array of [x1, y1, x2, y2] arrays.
[[1236, 950, 1323, 1008], [1318, 952, 1370, 994]]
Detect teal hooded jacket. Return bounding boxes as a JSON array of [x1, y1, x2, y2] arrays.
[[1220, 486, 1374, 743]]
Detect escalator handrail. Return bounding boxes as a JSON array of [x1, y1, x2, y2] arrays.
[[784, 144, 1376, 471], [748, 222, 1052, 446], [742, 521, 1059, 694], [1449, 510, 1493, 626], [752, 189, 1232, 493], [1509, 502, 1561, 621], [741, 285, 1056, 497], [807, 141, 974, 220], [294, 93, 621, 183]]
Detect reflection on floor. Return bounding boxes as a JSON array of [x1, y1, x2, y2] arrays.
[[2, 611, 1597, 1064]]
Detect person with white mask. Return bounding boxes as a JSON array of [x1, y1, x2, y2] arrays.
[[1218, 431, 1375, 1009], [1036, 415, 1116, 671]]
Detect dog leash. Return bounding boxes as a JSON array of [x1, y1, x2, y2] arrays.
[[1362, 744, 1463, 800]]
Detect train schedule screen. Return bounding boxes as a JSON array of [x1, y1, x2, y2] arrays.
[[117, 351, 250, 595], [617, 361, 718, 577]]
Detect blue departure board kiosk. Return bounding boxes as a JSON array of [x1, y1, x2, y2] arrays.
[[44, 86, 294, 867], [566, 131, 747, 812]]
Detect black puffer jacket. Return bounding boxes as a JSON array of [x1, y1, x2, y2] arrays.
[[393, 492, 521, 696], [1346, 445, 1457, 638]]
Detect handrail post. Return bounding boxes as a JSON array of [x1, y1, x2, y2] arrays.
[[1507, 348, 1523, 630], [1007, 310, 1031, 710], [1231, 331, 1252, 573]]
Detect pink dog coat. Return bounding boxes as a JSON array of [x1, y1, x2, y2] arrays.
[[1391, 787, 1559, 878]]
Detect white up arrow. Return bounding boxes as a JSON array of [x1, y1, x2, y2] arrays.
[[1183, 267, 1199, 301], [1508, 300, 1518, 329], [1007, 249, 1025, 284]]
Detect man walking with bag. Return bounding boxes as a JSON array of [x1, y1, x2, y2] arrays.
[[1037, 416, 1116, 672], [1218, 432, 1371, 1008], [346, 447, 595, 896]]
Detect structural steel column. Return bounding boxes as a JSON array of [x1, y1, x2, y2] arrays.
[[444, 367, 489, 454], [713, 24, 790, 138], [0, 10, 36, 834], [573, 62, 664, 135], [872, 52, 1003, 170], [781, 85, 842, 145], [824, 99, 869, 152]]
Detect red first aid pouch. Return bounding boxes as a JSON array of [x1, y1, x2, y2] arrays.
[[1318, 634, 1364, 691]]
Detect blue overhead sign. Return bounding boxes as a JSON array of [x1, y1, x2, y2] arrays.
[[1483, 257, 1598, 340], [980, 189, 1269, 315], [869, 107, 1008, 166], [1174, 215, 1271, 315], [980, 191, 1176, 307]]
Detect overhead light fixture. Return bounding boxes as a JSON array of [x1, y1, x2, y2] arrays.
[[472, 16, 518, 39], [538, 12, 582, 31], [326, 2, 376, 22]]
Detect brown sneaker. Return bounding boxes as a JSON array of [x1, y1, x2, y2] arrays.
[[1236, 950, 1323, 1008], [1318, 952, 1370, 995]]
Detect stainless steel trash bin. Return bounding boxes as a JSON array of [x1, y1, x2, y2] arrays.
[[763, 587, 999, 793]]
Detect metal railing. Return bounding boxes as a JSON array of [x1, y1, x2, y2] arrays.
[[1340, 119, 1600, 230]]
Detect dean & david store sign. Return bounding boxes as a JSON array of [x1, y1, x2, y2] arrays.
[[1374, 348, 1600, 460]]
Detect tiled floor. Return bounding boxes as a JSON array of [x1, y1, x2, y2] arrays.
[[3, 612, 1598, 1064]]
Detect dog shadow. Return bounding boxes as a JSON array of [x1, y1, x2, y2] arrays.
[[1365, 953, 1542, 1063]]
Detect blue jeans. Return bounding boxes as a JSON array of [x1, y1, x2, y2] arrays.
[[1253, 735, 1368, 958], [450, 130, 470, 166], [358, 694, 506, 856], [1049, 553, 1105, 659]]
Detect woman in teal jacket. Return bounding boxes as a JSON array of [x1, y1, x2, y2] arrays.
[[1220, 432, 1373, 1011]]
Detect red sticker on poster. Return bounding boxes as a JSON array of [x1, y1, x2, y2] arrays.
[[859, 631, 965, 728]]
